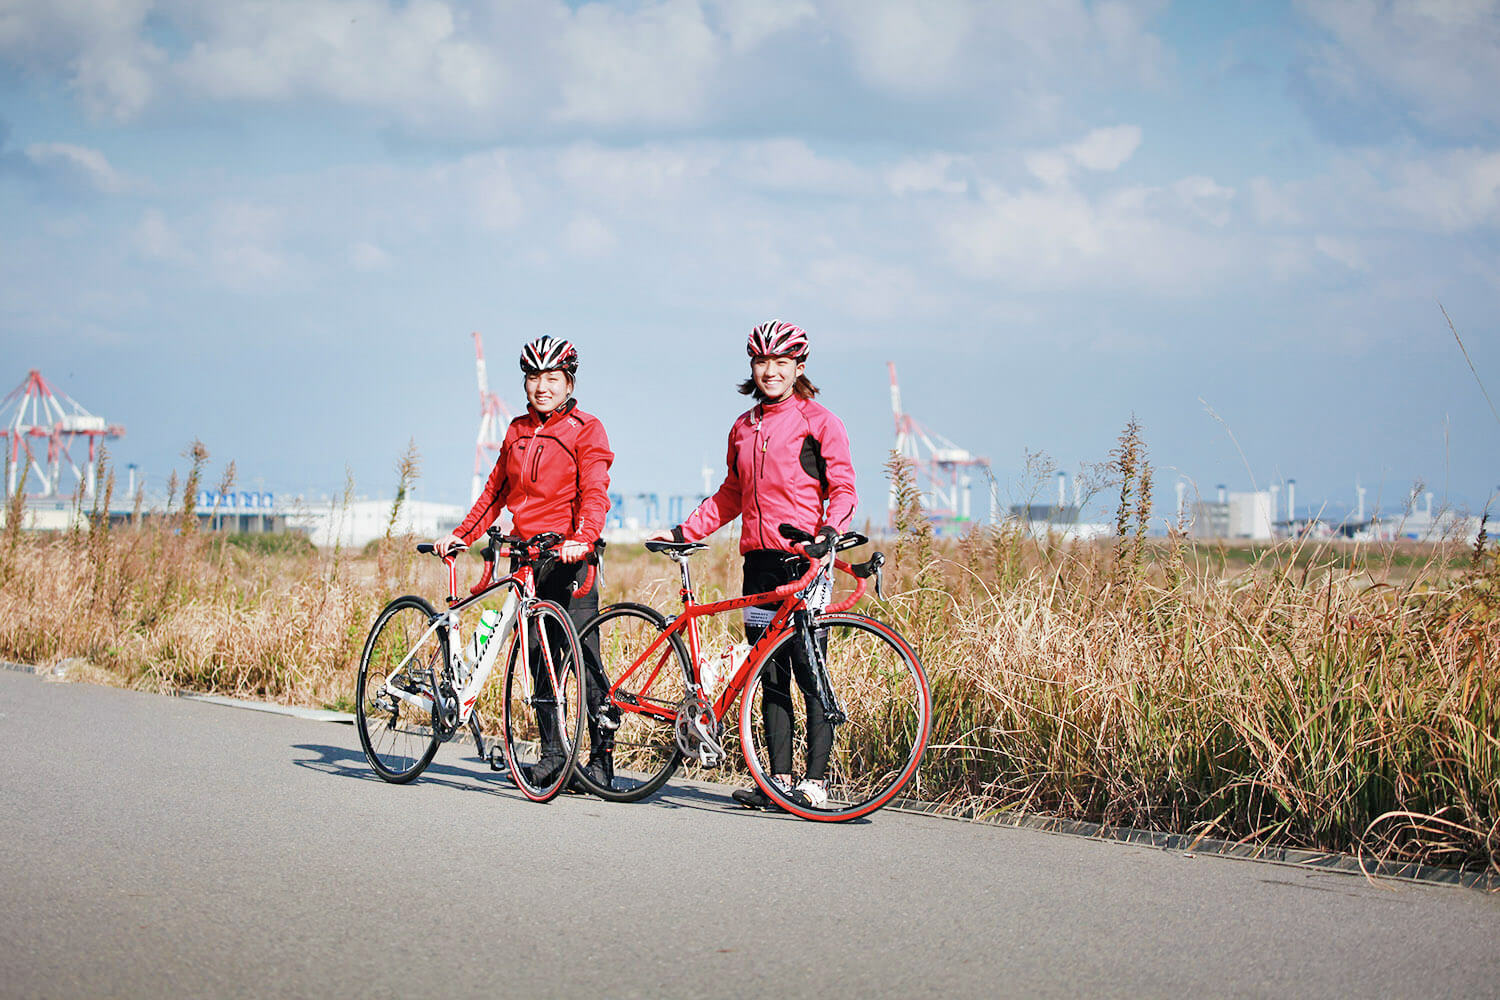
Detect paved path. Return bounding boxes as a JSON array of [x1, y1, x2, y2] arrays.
[[1, 669, 1496, 998]]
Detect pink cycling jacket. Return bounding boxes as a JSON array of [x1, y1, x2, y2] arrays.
[[676, 394, 857, 554]]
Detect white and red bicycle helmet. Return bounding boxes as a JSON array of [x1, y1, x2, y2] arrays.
[[746, 320, 809, 361], [519, 336, 579, 375]]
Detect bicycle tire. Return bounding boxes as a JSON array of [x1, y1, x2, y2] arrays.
[[355, 595, 444, 783], [501, 599, 586, 802], [740, 612, 930, 822], [570, 602, 689, 802]]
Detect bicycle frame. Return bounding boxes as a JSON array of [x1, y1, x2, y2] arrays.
[[604, 552, 869, 734], [379, 546, 557, 730]]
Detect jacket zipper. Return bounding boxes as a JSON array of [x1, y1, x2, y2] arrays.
[[529, 438, 546, 481], [752, 409, 768, 549]]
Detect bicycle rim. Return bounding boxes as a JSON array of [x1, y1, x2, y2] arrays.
[[356, 596, 443, 783], [572, 602, 688, 802], [501, 600, 585, 802], [740, 612, 931, 822]]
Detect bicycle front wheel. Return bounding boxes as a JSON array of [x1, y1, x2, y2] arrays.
[[571, 602, 689, 802], [501, 599, 585, 802], [356, 595, 444, 783], [740, 612, 930, 822]]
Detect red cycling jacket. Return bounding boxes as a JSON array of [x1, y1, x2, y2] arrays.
[[455, 398, 613, 547], [676, 394, 857, 554]]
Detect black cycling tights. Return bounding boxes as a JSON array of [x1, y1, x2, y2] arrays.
[[747, 622, 832, 781]]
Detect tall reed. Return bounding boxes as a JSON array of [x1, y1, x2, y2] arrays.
[[0, 446, 1494, 875]]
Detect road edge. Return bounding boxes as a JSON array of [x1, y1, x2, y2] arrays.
[[886, 798, 1499, 892], [5, 659, 1492, 891]]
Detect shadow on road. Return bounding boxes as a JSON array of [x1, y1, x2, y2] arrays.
[[292, 742, 529, 799], [292, 742, 869, 824]]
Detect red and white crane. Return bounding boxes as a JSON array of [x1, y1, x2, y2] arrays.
[[471, 332, 516, 501], [888, 362, 992, 532], [1, 369, 124, 499]]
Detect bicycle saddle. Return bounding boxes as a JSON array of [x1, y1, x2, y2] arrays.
[[644, 539, 708, 555]]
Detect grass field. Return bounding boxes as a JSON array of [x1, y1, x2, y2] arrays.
[[2, 449, 1495, 877]]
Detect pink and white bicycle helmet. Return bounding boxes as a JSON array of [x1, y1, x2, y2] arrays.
[[519, 336, 579, 375], [746, 320, 809, 360]]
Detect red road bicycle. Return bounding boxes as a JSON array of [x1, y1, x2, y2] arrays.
[[571, 525, 931, 822], [354, 529, 593, 802]]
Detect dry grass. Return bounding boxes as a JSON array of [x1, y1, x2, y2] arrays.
[[1, 456, 1495, 877]]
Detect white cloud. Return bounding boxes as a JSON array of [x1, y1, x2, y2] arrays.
[[1065, 125, 1143, 172], [710, 0, 817, 53], [1250, 148, 1500, 235], [174, 0, 499, 118], [1383, 148, 1500, 231], [1314, 234, 1369, 270], [1024, 151, 1074, 187], [798, 254, 925, 320], [731, 139, 873, 195], [0, 0, 160, 120], [1172, 175, 1235, 226], [134, 209, 192, 263], [557, 143, 719, 202], [1023, 125, 1143, 186], [887, 154, 969, 196], [1, 0, 1173, 141], [563, 215, 617, 256], [431, 151, 523, 230], [1298, 0, 1500, 135], [349, 241, 391, 271], [830, 0, 974, 94], [554, 0, 720, 125], [1249, 177, 1303, 226], [206, 201, 289, 291], [940, 168, 1243, 292], [24, 142, 129, 192]]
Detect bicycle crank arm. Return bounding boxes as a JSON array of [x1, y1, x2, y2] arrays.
[[693, 725, 726, 767], [469, 714, 486, 758]]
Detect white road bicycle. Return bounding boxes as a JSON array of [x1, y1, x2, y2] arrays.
[[354, 529, 592, 803]]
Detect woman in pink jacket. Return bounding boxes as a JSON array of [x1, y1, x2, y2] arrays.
[[651, 320, 856, 810]]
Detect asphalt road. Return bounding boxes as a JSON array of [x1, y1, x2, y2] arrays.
[[1, 669, 1496, 999]]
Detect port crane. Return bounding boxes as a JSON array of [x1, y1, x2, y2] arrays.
[[470, 332, 517, 501], [1, 369, 124, 499], [888, 362, 992, 534]]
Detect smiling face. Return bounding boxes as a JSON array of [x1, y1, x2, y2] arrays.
[[524, 369, 573, 414], [750, 355, 804, 403]]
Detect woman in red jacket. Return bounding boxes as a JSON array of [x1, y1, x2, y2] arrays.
[[651, 320, 857, 810], [435, 335, 617, 790]]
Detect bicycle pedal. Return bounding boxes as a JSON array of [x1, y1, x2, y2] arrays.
[[698, 750, 722, 768], [488, 748, 506, 772]]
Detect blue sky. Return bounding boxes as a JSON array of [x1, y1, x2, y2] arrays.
[[2, 0, 1497, 526]]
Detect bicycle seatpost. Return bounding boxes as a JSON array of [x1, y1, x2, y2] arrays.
[[671, 550, 694, 597], [795, 610, 846, 726]]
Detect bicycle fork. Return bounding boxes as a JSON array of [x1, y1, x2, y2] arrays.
[[795, 610, 847, 727]]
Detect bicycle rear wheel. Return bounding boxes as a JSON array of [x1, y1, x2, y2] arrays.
[[501, 600, 585, 802], [740, 612, 930, 822], [356, 595, 444, 783], [571, 602, 689, 802]]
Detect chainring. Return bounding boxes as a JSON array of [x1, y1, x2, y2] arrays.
[[673, 692, 723, 766]]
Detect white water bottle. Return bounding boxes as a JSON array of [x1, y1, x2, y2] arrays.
[[462, 609, 503, 681], [702, 642, 750, 694]]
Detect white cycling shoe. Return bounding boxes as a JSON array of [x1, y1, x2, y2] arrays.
[[788, 778, 828, 808]]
